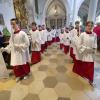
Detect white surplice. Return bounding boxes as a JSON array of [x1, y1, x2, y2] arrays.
[[79, 32, 97, 62], [42, 30, 48, 42], [63, 32, 71, 46], [59, 33, 64, 44], [47, 31, 52, 41], [5, 31, 30, 66], [30, 30, 41, 51]]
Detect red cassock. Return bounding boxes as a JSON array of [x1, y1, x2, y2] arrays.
[[56, 37, 60, 42], [47, 41, 52, 46], [52, 38, 55, 43], [73, 61, 94, 83], [70, 47, 75, 60], [73, 59, 83, 77], [13, 63, 30, 77], [60, 43, 64, 50], [31, 51, 41, 64], [64, 45, 69, 54], [41, 44, 45, 53], [81, 62, 94, 83], [44, 42, 48, 49]]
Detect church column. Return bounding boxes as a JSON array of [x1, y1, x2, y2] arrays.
[[72, 0, 78, 26], [87, 0, 98, 22]]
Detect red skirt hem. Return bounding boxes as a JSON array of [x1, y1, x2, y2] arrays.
[[60, 43, 64, 50], [13, 63, 30, 77], [31, 51, 41, 64], [64, 45, 69, 54]]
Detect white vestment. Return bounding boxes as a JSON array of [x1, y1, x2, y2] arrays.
[[5, 31, 29, 66], [59, 33, 64, 44], [42, 30, 48, 42], [51, 29, 56, 38], [63, 32, 71, 46], [79, 32, 97, 62], [47, 31, 52, 41], [30, 30, 41, 51]]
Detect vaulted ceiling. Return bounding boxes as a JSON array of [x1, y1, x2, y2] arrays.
[[78, 0, 100, 19], [46, 0, 66, 18]]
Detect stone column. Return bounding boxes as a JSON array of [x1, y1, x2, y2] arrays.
[[87, 0, 98, 22]]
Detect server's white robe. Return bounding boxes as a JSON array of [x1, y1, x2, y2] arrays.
[[73, 35, 82, 60], [79, 32, 97, 62], [59, 33, 64, 44], [63, 32, 71, 46], [70, 29, 79, 54], [5, 31, 30, 66], [30, 30, 41, 51], [42, 30, 48, 42], [51, 29, 56, 38], [47, 31, 52, 41]]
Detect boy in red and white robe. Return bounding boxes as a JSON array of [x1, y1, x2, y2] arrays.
[[70, 21, 80, 61], [30, 22, 41, 64], [79, 21, 97, 84], [59, 28, 64, 50], [4, 18, 30, 81], [42, 25, 48, 49], [47, 28, 52, 46], [63, 28, 71, 54]]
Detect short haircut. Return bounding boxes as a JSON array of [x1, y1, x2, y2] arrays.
[[86, 21, 94, 26], [75, 21, 80, 25], [10, 18, 19, 24], [32, 22, 37, 26]]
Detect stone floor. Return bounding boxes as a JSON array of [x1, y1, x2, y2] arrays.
[[0, 43, 100, 100]]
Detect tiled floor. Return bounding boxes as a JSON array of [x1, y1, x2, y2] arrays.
[[0, 43, 100, 100]]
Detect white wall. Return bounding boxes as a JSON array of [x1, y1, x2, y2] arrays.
[[0, 0, 15, 32]]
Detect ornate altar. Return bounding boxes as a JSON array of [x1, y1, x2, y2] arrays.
[[13, 0, 28, 28]]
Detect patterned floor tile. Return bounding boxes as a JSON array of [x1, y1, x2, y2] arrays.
[[57, 97, 71, 100], [56, 65, 67, 73], [38, 65, 48, 71], [0, 43, 100, 100], [43, 76, 57, 88], [55, 83, 72, 97], [23, 93, 40, 100], [29, 80, 44, 94], [39, 88, 58, 100], [20, 74, 34, 85], [0, 90, 11, 100]]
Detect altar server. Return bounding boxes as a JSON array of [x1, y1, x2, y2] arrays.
[[70, 21, 80, 61], [3, 18, 30, 81], [30, 22, 41, 64], [59, 28, 64, 50], [79, 21, 97, 85], [63, 28, 70, 54]]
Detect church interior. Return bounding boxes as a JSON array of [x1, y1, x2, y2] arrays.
[[0, 0, 100, 100]]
